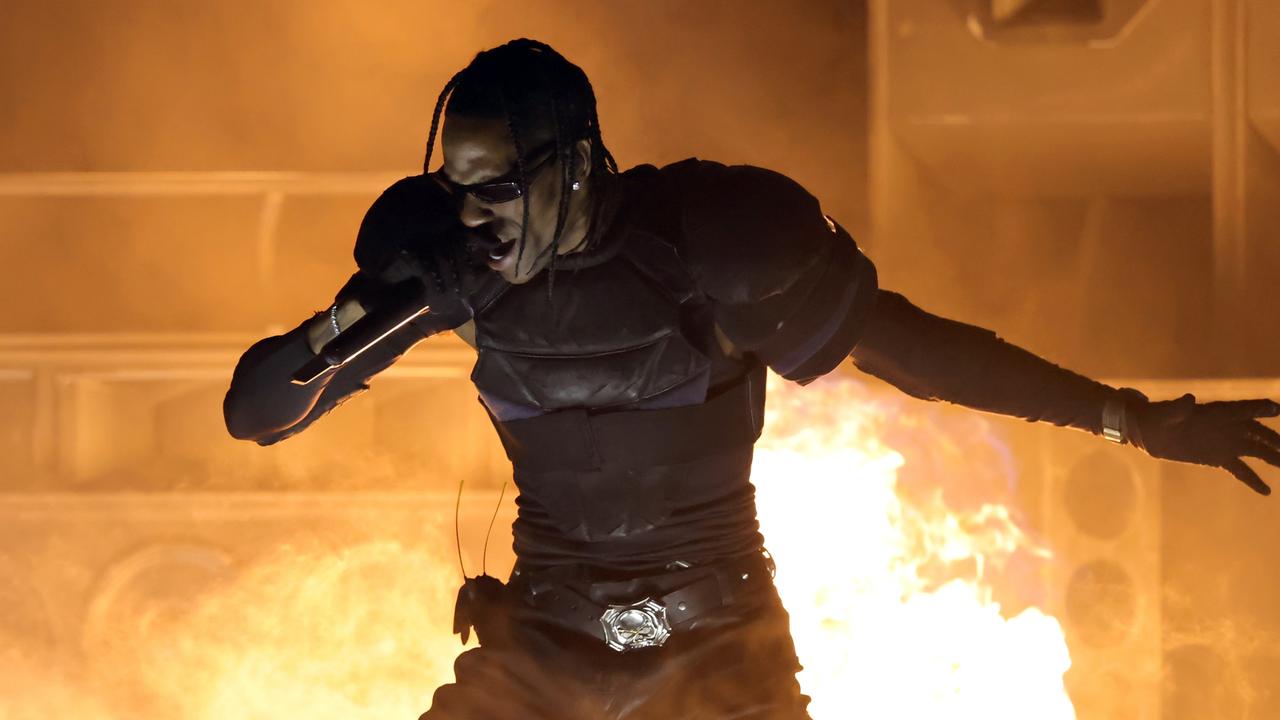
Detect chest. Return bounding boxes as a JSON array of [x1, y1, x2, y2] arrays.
[[469, 248, 715, 416]]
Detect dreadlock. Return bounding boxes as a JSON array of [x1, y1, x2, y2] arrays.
[[421, 39, 618, 299]]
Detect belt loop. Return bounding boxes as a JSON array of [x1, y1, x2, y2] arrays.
[[714, 565, 738, 605]]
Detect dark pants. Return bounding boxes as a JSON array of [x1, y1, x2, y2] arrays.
[[420, 576, 812, 719]]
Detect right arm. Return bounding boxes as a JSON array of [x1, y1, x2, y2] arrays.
[[225, 172, 489, 445]]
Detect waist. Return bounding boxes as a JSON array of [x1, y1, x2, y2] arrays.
[[508, 550, 780, 652]]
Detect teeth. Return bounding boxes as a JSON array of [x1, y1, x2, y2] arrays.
[[486, 240, 512, 260]]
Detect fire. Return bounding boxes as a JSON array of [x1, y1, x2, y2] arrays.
[[77, 540, 465, 720], [754, 372, 1077, 719]]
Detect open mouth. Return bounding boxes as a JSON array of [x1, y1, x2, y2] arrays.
[[468, 228, 515, 265], [488, 239, 516, 261]]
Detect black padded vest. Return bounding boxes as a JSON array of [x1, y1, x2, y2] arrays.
[[467, 166, 766, 568]]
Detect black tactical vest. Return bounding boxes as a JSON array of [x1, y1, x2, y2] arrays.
[[467, 167, 767, 569]]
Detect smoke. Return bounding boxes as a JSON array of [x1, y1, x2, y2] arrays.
[[1161, 610, 1276, 720], [0, 0, 869, 338], [2, 538, 466, 720]]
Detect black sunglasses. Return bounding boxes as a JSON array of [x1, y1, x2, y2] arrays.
[[449, 145, 558, 204]]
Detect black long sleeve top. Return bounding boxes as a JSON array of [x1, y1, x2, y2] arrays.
[[224, 158, 1124, 570]]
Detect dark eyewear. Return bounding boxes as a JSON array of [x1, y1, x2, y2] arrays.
[[452, 146, 558, 204]]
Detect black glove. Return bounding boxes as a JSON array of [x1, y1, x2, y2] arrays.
[[1127, 393, 1280, 495], [348, 174, 493, 327]]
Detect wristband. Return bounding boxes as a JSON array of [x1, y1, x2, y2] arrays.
[[1102, 387, 1150, 446], [1102, 396, 1126, 444]]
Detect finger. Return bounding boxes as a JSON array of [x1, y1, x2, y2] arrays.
[[1248, 420, 1280, 453], [1243, 439, 1280, 471], [1222, 458, 1271, 496], [1209, 399, 1280, 419]]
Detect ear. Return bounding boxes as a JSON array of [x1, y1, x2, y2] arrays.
[[572, 138, 593, 182]]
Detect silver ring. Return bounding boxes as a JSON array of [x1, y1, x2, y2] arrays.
[[329, 303, 342, 336]]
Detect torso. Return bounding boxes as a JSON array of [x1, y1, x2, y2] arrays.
[[459, 163, 764, 569]]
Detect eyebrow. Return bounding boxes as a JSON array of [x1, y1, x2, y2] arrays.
[[450, 165, 521, 189], [448, 144, 557, 188]]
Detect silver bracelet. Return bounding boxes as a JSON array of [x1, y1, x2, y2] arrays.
[[329, 303, 342, 337]]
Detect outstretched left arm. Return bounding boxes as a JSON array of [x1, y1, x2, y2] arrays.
[[667, 158, 1280, 494], [850, 290, 1280, 495]]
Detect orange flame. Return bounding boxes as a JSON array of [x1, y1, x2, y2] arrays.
[[755, 373, 1077, 718]]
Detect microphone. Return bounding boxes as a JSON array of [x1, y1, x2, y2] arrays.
[[291, 277, 432, 385]]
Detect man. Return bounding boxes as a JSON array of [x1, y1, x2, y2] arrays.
[[223, 39, 1280, 719]]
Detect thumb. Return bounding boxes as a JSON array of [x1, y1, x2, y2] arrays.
[[1166, 393, 1197, 422]]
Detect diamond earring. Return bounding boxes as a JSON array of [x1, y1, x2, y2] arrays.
[[571, 181, 581, 191]]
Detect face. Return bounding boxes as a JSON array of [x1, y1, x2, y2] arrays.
[[440, 114, 592, 284]]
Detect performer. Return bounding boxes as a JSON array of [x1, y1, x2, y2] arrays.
[[223, 39, 1280, 719]]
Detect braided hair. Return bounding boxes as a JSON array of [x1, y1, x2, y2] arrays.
[[421, 39, 618, 295]]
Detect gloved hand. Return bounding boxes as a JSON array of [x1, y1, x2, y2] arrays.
[[1127, 393, 1280, 496], [347, 173, 494, 326]]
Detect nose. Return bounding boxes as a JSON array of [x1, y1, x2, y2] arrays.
[[458, 194, 493, 228]]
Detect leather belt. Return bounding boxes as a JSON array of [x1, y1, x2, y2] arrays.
[[511, 551, 777, 652]]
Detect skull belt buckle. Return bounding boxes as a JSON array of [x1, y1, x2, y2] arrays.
[[599, 597, 671, 652]]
